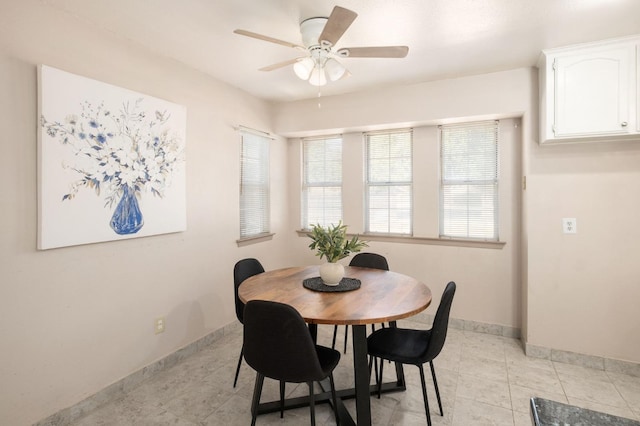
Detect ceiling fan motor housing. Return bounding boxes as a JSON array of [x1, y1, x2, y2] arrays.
[[300, 17, 329, 48]]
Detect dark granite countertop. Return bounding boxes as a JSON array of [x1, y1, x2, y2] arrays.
[[531, 397, 640, 426]]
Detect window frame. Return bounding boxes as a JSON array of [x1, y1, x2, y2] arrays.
[[300, 135, 344, 230], [239, 130, 270, 240], [439, 120, 499, 241], [364, 129, 413, 236]]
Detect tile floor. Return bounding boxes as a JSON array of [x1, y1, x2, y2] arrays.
[[70, 318, 640, 425]]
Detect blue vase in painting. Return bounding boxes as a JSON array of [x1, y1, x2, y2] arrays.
[[110, 184, 144, 235]]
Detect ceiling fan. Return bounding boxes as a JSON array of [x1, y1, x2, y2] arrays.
[[234, 6, 409, 86]]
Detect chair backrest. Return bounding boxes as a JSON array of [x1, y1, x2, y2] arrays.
[[243, 300, 326, 383], [233, 258, 265, 323], [349, 252, 389, 271], [423, 281, 456, 362]]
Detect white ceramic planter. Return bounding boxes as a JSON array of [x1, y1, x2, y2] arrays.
[[319, 262, 344, 286]]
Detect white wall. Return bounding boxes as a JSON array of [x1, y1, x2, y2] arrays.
[[527, 141, 640, 363], [0, 2, 290, 425]]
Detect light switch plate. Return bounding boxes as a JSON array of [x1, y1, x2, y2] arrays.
[[562, 218, 577, 234]]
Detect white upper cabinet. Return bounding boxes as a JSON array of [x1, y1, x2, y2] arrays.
[[554, 46, 633, 137], [539, 36, 639, 144]]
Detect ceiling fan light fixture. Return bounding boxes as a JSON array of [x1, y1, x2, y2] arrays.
[[324, 58, 347, 81], [309, 67, 327, 86], [293, 57, 315, 80]]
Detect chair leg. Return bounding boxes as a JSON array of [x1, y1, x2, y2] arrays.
[[418, 364, 432, 426], [329, 374, 340, 426], [279, 381, 285, 418], [429, 361, 443, 416], [377, 358, 384, 398], [332, 325, 338, 349], [307, 381, 316, 426], [250, 372, 265, 426], [343, 325, 348, 353], [233, 346, 243, 388], [368, 355, 377, 385], [374, 356, 380, 385], [369, 324, 381, 377]]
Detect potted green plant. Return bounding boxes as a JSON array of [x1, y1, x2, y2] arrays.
[[308, 221, 368, 285]]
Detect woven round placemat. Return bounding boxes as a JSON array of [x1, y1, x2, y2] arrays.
[[302, 277, 361, 292]]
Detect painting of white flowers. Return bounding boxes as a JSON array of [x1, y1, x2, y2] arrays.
[[38, 65, 187, 249]]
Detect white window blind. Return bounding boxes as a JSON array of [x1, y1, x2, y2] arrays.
[[240, 131, 270, 239], [302, 136, 342, 229], [440, 121, 499, 240], [365, 130, 412, 235]]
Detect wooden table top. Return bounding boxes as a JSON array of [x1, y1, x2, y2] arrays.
[[238, 265, 432, 326]]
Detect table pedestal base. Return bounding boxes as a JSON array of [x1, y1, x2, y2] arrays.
[[254, 380, 406, 426]]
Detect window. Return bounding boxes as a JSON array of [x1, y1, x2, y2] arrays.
[[301, 136, 342, 229], [365, 130, 412, 235], [440, 121, 499, 240], [240, 131, 270, 239]]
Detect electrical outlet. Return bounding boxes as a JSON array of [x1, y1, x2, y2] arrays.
[[562, 218, 577, 234], [155, 317, 165, 334]]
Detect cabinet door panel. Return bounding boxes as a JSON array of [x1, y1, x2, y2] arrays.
[[554, 46, 632, 137]]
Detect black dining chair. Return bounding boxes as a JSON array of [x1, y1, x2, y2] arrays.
[[366, 281, 456, 426], [243, 300, 341, 426], [233, 258, 265, 388], [332, 252, 390, 353]]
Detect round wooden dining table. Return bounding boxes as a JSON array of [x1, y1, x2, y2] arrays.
[[239, 264, 432, 426]]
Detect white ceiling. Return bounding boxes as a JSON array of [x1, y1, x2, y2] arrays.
[[44, 0, 640, 102]]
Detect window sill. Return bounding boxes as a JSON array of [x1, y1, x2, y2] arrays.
[[296, 230, 505, 249], [236, 232, 275, 247]]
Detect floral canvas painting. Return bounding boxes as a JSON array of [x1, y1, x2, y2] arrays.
[[37, 65, 187, 249]]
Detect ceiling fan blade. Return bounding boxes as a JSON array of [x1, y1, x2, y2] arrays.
[[259, 57, 303, 72], [234, 29, 305, 50], [318, 6, 358, 47], [337, 46, 409, 58]]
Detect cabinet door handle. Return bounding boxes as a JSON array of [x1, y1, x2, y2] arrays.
[[621, 122, 628, 127]]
